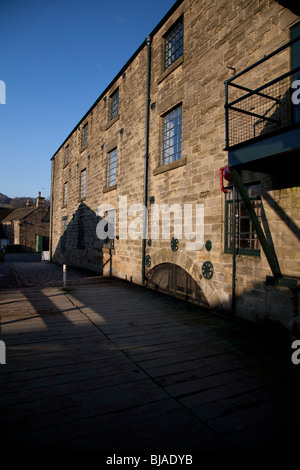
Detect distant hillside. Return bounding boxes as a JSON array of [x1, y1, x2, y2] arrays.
[[0, 193, 11, 205], [0, 193, 50, 208]]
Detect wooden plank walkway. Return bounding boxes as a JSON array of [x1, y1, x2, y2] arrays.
[[0, 279, 299, 450]]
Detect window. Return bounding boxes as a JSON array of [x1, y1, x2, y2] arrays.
[[110, 88, 119, 120], [225, 184, 261, 255], [104, 209, 116, 249], [65, 145, 69, 166], [80, 169, 86, 199], [82, 123, 88, 148], [107, 148, 117, 186], [161, 105, 182, 166], [61, 216, 68, 250], [164, 17, 183, 71], [78, 215, 85, 249], [110, 89, 119, 121], [63, 182, 68, 206]]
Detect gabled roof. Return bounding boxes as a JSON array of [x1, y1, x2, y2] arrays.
[[0, 208, 14, 221], [1, 207, 37, 223]]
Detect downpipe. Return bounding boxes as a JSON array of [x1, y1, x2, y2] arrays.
[[142, 36, 152, 287]]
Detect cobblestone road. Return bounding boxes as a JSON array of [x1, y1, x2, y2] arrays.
[[0, 253, 103, 288]]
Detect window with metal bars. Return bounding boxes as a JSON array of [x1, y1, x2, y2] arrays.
[[110, 89, 119, 121], [164, 17, 183, 71], [107, 148, 117, 186], [82, 123, 88, 148], [225, 183, 261, 255], [63, 182, 68, 206], [161, 105, 182, 166], [65, 145, 69, 166], [61, 216, 68, 250], [78, 215, 85, 249], [104, 209, 115, 249], [80, 169, 86, 199]]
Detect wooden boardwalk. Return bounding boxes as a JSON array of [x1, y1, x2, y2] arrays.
[[0, 279, 299, 450]]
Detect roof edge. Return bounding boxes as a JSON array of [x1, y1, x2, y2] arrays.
[[51, 0, 184, 160]]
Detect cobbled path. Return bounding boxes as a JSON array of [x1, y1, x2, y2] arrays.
[[1, 253, 103, 288]]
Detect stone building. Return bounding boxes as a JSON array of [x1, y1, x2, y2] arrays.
[[2, 193, 50, 252], [50, 0, 300, 331]]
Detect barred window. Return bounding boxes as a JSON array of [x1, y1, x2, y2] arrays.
[[78, 215, 85, 249], [225, 184, 261, 255], [82, 123, 88, 147], [104, 209, 115, 249], [63, 182, 68, 206], [108, 148, 117, 186], [65, 145, 69, 165], [164, 17, 183, 71], [80, 169, 86, 199], [61, 216, 68, 250], [110, 89, 119, 121], [161, 105, 182, 166]]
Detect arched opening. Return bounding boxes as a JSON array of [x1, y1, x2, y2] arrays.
[[147, 263, 209, 307]]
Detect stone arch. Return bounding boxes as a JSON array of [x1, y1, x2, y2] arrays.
[[146, 248, 219, 308]]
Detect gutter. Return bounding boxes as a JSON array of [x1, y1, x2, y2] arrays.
[[142, 36, 152, 287]]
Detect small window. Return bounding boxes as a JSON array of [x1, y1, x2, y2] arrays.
[[63, 182, 68, 206], [164, 17, 183, 71], [80, 169, 86, 199], [61, 216, 68, 250], [107, 148, 117, 186], [161, 104, 182, 166], [82, 123, 88, 148], [104, 209, 116, 249], [110, 89, 119, 121], [65, 145, 69, 165], [78, 215, 85, 249], [225, 184, 261, 255]]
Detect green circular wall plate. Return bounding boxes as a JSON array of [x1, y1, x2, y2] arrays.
[[202, 261, 214, 280], [145, 255, 151, 268], [171, 237, 179, 252]]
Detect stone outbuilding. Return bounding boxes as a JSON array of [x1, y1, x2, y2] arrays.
[[1, 193, 49, 252]]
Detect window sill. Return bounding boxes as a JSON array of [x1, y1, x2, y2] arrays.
[[77, 197, 86, 203], [80, 144, 88, 153], [63, 162, 69, 169], [106, 114, 120, 130], [103, 184, 117, 193], [224, 249, 261, 257], [153, 157, 186, 175], [157, 55, 184, 85]]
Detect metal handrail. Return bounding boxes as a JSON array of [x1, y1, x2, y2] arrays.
[[224, 35, 300, 149]]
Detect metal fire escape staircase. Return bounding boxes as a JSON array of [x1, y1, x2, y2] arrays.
[[224, 30, 300, 289]]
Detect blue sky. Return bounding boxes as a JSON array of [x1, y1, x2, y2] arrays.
[[0, 0, 176, 199]]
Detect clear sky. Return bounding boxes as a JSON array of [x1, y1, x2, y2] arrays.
[[0, 0, 176, 199]]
